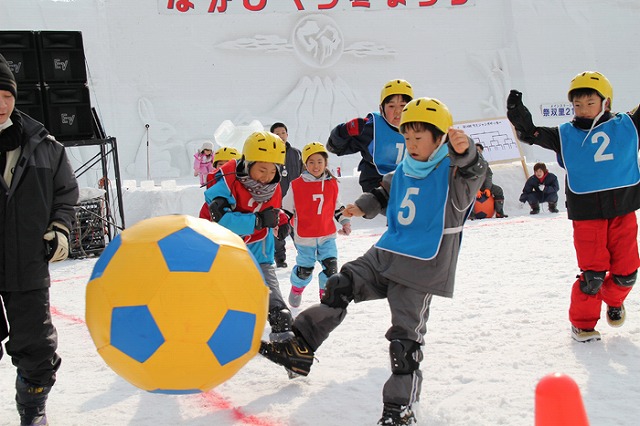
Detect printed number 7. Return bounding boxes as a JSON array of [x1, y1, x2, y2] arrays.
[[313, 194, 324, 215], [398, 187, 419, 225], [395, 143, 405, 164], [592, 131, 614, 162]]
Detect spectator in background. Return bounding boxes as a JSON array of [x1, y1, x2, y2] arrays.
[[476, 144, 508, 218], [270, 122, 303, 268], [519, 162, 560, 214]]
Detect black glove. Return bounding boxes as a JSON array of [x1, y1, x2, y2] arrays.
[[276, 222, 291, 240], [506, 89, 537, 140], [255, 207, 279, 230], [506, 89, 523, 110]]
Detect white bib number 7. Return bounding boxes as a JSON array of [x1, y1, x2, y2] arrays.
[[398, 187, 419, 225]]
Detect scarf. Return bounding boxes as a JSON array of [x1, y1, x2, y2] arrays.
[[236, 160, 280, 202], [401, 143, 449, 179]]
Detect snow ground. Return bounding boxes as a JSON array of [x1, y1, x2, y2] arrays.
[[2, 170, 640, 425]]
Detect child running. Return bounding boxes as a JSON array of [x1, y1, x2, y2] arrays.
[[203, 131, 294, 341], [327, 79, 413, 193], [259, 98, 487, 425], [507, 71, 640, 342], [282, 142, 351, 308]]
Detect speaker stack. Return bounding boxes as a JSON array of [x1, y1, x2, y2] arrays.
[[0, 30, 94, 141]]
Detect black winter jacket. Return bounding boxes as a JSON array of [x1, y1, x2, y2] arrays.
[[519, 172, 560, 203], [280, 142, 303, 197], [0, 110, 79, 291], [327, 112, 395, 193], [508, 103, 640, 221]]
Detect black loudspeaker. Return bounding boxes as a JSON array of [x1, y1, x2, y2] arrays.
[[44, 84, 93, 141], [0, 31, 41, 83], [15, 83, 46, 124], [37, 31, 87, 84]]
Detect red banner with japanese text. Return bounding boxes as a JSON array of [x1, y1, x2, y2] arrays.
[[160, 0, 473, 15]]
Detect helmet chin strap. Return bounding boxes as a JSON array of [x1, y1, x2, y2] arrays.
[[581, 98, 607, 147], [380, 106, 400, 130], [428, 134, 448, 162]]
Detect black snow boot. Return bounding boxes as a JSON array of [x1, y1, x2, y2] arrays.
[[268, 307, 294, 341], [16, 376, 51, 426], [548, 202, 559, 213], [530, 203, 540, 215], [494, 200, 508, 218], [377, 403, 416, 425]]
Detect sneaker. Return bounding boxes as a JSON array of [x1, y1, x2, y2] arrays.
[[571, 325, 601, 343], [259, 336, 314, 377], [288, 286, 304, 308], [276, 260, 288, 268], [606, 304, 625, 327], [377, 403, 416, 425]]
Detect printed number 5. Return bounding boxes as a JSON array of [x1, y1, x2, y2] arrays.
[[398, 187, 419, 225], [592, 131, 614, 162]]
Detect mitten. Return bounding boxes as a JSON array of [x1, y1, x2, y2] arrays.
[[484, 189, 492, 197], [476, 190, 483, 199], [506, 90, 537, 138], [506, 90, 524, 110], [255, 207, 279, 230], [276, 223, 291, 240], [43, 222, 70, 262]]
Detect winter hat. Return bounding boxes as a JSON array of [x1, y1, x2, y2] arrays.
[[0, 54, 17, 99], [199, 140, 214, 152]]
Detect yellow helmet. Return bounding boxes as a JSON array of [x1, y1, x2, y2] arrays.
[[302, 141, 328, 164], [568, 71, 613, 107], [213, 146, 241, 163], [242, 131, 286, 164], [400, 97, 453, 134], [380, 79, 414, 105]]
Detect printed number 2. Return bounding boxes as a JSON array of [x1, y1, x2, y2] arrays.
[[592, 131, 614, 162], [398, 187, 419, 225], [313, 194, 324, 215]]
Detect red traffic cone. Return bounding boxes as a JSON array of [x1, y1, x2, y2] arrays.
[[535, 373, 589, 426]]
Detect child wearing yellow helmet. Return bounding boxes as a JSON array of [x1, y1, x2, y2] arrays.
[[203, 131, 295, 343], [259, 97, 488, 425], [281, 142, 351, 308], [213, 146, 241, 168], [327, 79, 414, 193], [507, 72, 640, 343]]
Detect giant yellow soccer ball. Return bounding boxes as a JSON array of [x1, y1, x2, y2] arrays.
[[85, 215, 268, 394]]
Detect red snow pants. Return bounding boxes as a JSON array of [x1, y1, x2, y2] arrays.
[[569, 212, 640, 329]]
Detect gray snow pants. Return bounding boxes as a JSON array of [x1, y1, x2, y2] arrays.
[[292, 253, 433, 407], [260, 263, 287, 311]]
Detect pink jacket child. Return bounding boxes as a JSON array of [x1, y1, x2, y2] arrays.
[[194, 141, 215, 185]]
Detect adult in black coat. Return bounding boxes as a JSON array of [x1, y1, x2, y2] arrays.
[[519, 162, 560, 214], [0, 53, 79, 426]]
